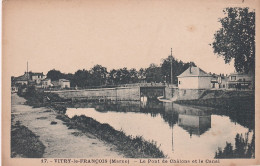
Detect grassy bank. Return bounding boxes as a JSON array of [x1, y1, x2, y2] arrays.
[[11, 121, 45, 158], [18, 88, 165, 158], [56, 114, 165, 158]]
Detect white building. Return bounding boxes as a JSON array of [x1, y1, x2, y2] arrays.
[[41, 78, 53, 88], [31, 72, 46, 84], [211, 74, 228, 89], [177, 66, 212, 89], [59, 79, 70, 89], [227, 73, 253, 89]]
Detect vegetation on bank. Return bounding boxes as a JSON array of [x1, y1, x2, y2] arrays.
[[56, 114, 165, 158], [215, 132, 255, 158], [17, 89, 166, 158], [11, 121, 46, 158]]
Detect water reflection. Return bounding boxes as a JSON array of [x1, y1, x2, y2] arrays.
[[67, 99, 253, 158]]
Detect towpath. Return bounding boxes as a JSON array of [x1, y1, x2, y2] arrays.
[[11, 94, 124, 158]]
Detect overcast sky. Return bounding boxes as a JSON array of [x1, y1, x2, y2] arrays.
[[3, 0, 256, 76]]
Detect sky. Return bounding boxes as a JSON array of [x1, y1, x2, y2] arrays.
[[3, 0, 256, 76]]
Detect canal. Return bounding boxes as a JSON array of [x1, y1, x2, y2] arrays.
[[66, 99, 254, 158]]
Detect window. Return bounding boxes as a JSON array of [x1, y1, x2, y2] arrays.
[[179, 81, 181, 84], [231, 76, 236, 81]]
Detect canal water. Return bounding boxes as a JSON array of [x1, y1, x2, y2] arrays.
[[66, 99, 254, 158]]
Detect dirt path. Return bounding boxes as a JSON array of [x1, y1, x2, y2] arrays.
[[11, 94, 124, 158]]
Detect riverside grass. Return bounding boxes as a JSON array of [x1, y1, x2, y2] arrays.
[[56, 114, 165, 158], [11, 121, 46, 158]]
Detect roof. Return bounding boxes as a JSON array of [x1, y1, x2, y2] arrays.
[[30, 72, 45, 76], [14, 74, 29, 81], [59, 79, 70, 82], [229, 72, 253, 77], [177, 66, 211, 78]]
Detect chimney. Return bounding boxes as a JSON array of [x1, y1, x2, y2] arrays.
[[189, 63, 192, 73]]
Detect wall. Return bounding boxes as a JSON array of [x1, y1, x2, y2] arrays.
[[165, 87, 178, 100], [140, 87, 164, 99], [198, 77, 212, 89], [178, 77, 198, 89], [116, 87, 140, 101], [165, 88, 206, 100], [61, 81, 70, 89], [50, 87, 140, 101]]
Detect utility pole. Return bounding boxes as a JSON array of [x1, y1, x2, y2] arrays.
[[170, 48, 173, 84], [27, 61, 29, 82]]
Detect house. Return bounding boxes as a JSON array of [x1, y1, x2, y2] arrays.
[[59, 79, 70, 89], [41, 78, 53, 88], [211, 74, 228, 89], [51, 81, 59, 88], [13, 72, 29, 85], [12, 71, 47, 86], [227, 73, 253, 89], [30, 72, 46, 84], [177, 66, 212, 89]]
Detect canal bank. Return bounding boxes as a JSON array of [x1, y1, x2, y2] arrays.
[[12, 92, 165, 158], [11, 94, 124, 158]]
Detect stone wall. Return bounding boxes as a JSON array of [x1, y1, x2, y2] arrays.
[[49, 87, 140, 101], [165, 88, 206, 101]]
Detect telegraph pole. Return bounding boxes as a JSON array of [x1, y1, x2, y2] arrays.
[[27, 61, 29, 82], [170, 48, 173, 84]]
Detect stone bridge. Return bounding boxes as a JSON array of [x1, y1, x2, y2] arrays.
[[47, 84, 167, 101]]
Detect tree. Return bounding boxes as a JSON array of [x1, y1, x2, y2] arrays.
[[89, 65, 108, 86], [108, 69, 118, 85], [161, 56, 193, 84], [119, 67, 131, 84], [129, 68, 138, 83], [73, 69, 89, 87], [211, 8, 255, 74], [46, 69, 64, 81], [145, 63, 162, 83]]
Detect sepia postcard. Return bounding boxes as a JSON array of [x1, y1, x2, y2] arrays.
[[2, 0, 260, 165]]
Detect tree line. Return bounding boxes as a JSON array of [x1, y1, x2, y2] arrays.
[[46, 56, 195, 88]]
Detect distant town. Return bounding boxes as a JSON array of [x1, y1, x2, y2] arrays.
[[11, 62, 254, 94]]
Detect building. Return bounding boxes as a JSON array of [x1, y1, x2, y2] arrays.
[[41, 78, 53, 88], [177, 66, 212, 89], [30, 72, 46, 84], [211, 74, 228, 89], [12, 71, 47, 86], [13, 72, 29, 85], [59, 79, 70, 89], [227, 73, 253, 89]]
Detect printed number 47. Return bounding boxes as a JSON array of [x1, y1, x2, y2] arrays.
[[41, 159, 48, 163]]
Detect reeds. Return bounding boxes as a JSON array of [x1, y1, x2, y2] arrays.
[[215, 132, 255, 158]]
